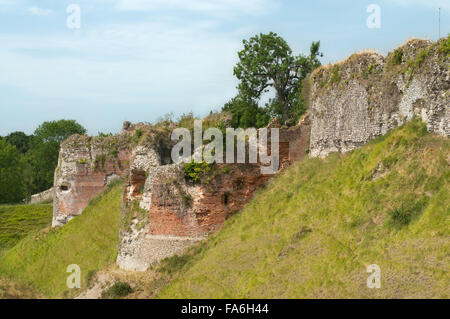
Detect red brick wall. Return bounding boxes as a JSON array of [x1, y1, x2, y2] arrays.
[[145, 119, 312, 237], [148, 164, 271, 237], [55, 150, 131, 218]]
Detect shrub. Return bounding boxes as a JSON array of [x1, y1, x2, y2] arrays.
[[180, 191, 193, 208], [392, 48, 403, 65], [387, 198, 427, 229], [439, 35, 450, 55], [101, 282, 133, 299], [330, 65, 340, 84], [94, 154, 106, 171], [389, 208, 411, 227], [184, 161, 213, 184]]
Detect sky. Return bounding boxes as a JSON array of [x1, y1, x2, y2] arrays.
[[0, 0, 448, 136]]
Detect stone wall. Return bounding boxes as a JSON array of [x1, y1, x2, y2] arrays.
[[30, 188, 54, 204], [52, 36, 448, 273], [52, 134, 132, 227], [52, 118, 311, 270], [310, 37, 449, 158], [117, 121, 311, 271], [117, 163, 272, 271]]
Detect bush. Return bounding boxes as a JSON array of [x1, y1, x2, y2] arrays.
[[330, 65, 340, 83], [392, 48, 403, 65], [439, 35, 450, 55], [94, 154, 106, 171], [184, 161, 213, 184], [101, 282, 133, 299]]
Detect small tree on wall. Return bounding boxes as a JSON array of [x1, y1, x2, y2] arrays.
[[233, 32, 322, 125]]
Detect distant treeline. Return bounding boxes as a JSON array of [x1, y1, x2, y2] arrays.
[[0, 120, 86, 204]]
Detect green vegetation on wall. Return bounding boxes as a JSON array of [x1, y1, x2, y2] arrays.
[[183, 161, 215, 184]]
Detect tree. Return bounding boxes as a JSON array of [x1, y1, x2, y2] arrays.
[[25, 139, 61, 194], [0, 139, 24, 203], [233, 32, 322, 124], [34, 120, 87, 143], [222, 94, 270, 129], [25, 120, 87, 194], [6, 131, 31, 154]]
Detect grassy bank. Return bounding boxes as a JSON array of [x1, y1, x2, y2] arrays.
[[157, 119, 449, 298], [0, 203, 53, 250], [0, 181, 124, 298]]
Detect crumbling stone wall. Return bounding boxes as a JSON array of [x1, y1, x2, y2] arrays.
[[52, 134, 132, 227], [30, 188, 54, 204], [117, 121, 311, 271], [310, 37, 449, 157], [52, 109, 311, 270], [117, 163, 273, 271]]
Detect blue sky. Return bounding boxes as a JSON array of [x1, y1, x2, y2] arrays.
[[0, 0, 448, 135]]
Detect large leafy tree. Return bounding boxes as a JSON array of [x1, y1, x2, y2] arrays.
[[25, 120, 87, 194], [33, 120, 86, 143], [0, 120, 86, 203], [6, 131, 31, 154], [222, 94, 270, 129], [233, 32, 322, 124], [0, 139, 25, 203]]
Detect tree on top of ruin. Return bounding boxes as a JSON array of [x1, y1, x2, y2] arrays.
[[233, 32, 322, 125]]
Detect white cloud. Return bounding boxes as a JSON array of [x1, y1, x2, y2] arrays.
[[0, 18, 247, 115], [28, 6, 53, 16], [114, 0, 277, 17]]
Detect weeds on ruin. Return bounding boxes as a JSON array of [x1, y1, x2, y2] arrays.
[[183, 161, 215, 184], [392, 48, 404, 65]]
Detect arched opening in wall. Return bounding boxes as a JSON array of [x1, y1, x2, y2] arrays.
[[130, 169, 146, 198]]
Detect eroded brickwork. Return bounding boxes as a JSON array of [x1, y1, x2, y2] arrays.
[[117, 121, 311, 271]]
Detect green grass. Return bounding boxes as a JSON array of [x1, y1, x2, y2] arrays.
[[158, 119, 449, 298], [0, 182, 124, 298], [0, 203, 52, 250]]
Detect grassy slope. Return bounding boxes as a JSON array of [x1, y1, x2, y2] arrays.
[[0, 203, 52, 250], [0, 182, 124, 298], [158, 120, 449, 298]]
